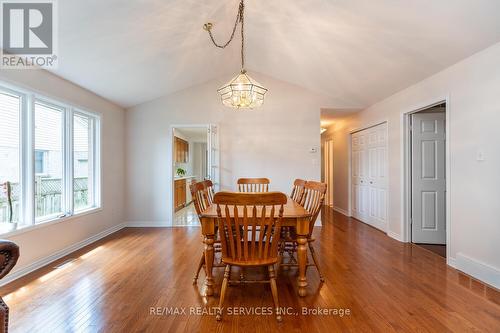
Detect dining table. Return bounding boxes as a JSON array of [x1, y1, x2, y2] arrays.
[[199, 196, 312, 297]]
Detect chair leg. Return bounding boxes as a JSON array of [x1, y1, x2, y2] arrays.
[[308, 242, 325, 282], [277, 252, 283, 275], [268, 265, 282, 322], [193, 252, 205, 284], [216, 265, 231, 321]]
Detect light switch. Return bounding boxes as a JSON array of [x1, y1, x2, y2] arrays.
[[476, 150, 485, 161]]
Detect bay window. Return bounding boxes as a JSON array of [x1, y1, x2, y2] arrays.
[[0, 83, 101, 234]]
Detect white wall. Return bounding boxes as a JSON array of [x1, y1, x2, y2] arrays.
[[126, 73, 331, 224], [192, 142, 207, 181], [0, 69, 126, 277], [332, 42, 500, 288]]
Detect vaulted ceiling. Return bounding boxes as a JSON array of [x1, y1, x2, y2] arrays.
[[45, 0, 500, 108]]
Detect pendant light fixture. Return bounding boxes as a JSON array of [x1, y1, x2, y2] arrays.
[[204, 0, 267, 109]]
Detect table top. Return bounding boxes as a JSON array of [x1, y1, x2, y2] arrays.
[[200, 196, 311, 219]]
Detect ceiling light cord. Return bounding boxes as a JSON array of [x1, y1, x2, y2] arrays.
[[240, 0, 245, 71], [204, 0, 246, 72]]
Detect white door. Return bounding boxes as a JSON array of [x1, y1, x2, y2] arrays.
[[411, 112, 446, 244], [207, 124, 220, 191], [367, 124, 388, 231], [351, 131, 369, 222], [351, 123, 388, 231]]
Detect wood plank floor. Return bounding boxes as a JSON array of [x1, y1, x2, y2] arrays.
[[1, 207, 499, 332], [415, 244, 447, 258]]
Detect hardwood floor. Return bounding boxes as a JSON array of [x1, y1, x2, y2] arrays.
[[415, 244, 447, 258], [1, 207, 499, 332]]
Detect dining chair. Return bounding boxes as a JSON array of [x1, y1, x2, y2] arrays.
[[237, 178, 270, 192], [190, 180, 222, 284], [282, 179, 307, 239], [280, 181, 327, 282], [214, 191, 287, 322], [290, 179, 307, 204]]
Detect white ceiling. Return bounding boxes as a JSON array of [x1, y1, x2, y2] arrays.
[[41, 0, 500, 108], [175, 127, 207, 142], [321, 108, 361, 127]]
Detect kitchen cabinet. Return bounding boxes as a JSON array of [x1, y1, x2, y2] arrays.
[[174, 137, 189, 163], [174, 178, 186, 212]]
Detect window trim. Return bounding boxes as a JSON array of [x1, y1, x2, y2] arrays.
[[73, 110, 100, 212], [0, 80, 102, 235], [0, 207, 103, 238]]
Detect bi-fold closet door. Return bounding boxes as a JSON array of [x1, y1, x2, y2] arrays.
[[351, 123, 388, 232]]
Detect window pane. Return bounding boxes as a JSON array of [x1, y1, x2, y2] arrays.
[[0, 91, 21, 227], [35, 102, 63, 220], [74, 113, 92, 211], [35, 150, 47, 174]]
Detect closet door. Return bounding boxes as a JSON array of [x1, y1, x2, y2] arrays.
[[366, 124, 388, 231], [351, 131, 369, 222], [351, 123, 388, 232]]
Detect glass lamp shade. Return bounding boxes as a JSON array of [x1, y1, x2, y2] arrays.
[[217, 71, 267, 109]]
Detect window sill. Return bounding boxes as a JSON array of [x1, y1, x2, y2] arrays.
[[0, 207, 103, 238]]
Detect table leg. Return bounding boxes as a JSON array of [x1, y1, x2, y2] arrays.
[[203, 234, 215, 296], [296, 234, 308, 297], [295, 216, 310, 297]]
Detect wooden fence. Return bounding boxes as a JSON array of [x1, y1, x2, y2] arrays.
[[0, 177, 88, 223]]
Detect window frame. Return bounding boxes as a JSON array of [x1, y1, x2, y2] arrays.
[[0, 86, 24, 226], [0, 81, 102, 236], [73, 109, 100, 212], [33, 98, 67, 223]]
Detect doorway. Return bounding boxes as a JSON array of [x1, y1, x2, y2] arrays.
[[405, 103, 447, 257], [323, 139, 334, 207], [170, 125, 219, 226]]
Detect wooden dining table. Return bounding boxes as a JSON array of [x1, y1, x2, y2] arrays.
[[199, 196, 312, 297]]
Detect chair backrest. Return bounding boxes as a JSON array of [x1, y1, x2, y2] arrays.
[[214, 192, 287, 264], [290, 179, 307, 204], [302, 181, 327, 236], [237, 178, 270, 192], [203, 179, 215, 205], [190, 180, 215, 217]]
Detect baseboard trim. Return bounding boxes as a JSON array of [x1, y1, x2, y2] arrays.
[[447, 256, 457, 268], [332, 206, 349, 217], [0, 222, 126, 287], [456, 253, 500, 289], [126, 221, 170, 227], [387, 231, 404, 242]]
